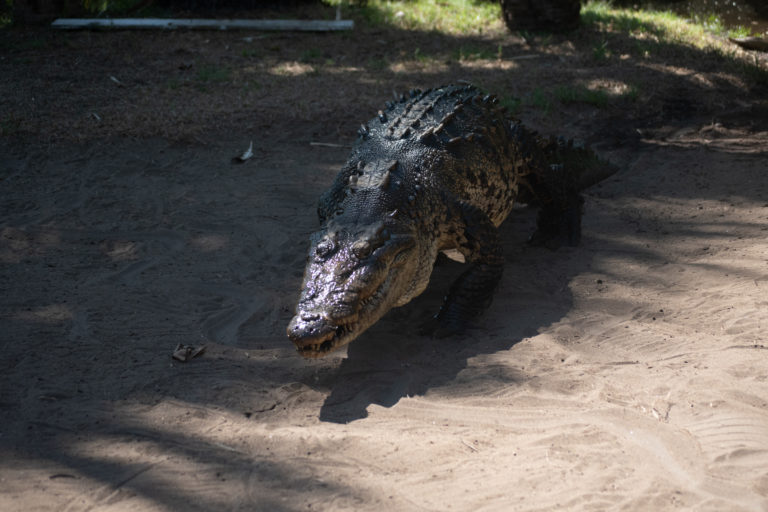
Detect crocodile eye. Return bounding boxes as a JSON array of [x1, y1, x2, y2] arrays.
[[352, 240, 372, 259], [315, 238, 335, 259]]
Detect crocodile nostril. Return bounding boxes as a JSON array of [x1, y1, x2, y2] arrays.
[[301, 313, 321, 322]]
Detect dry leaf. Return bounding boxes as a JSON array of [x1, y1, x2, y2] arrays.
[[232, 141, 254, 163], [172, 343, 207, 362]]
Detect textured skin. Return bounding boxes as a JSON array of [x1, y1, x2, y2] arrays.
[[287, 84, 615, 358]]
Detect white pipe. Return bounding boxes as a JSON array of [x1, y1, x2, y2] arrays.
[[51, 17, 354, 31]]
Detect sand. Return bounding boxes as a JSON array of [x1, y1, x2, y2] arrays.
[[2, 123, 766, 510], [1, 19, 768, 512]]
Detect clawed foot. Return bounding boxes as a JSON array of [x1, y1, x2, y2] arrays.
[[528, 201, 583, 249], [418, 315, 466, 339]]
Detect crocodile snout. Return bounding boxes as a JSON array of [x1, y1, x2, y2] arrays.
[[288, 313, 334, 344]]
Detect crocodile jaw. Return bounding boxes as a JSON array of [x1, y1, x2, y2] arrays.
[[287, 277, 392, 358], [287, 229, 425, 358]]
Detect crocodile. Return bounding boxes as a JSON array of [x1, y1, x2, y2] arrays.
[[287, 84, 616, 358]]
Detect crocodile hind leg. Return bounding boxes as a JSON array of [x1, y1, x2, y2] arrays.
[[422, 202, 504, 338], [525, 163, 584, 248]]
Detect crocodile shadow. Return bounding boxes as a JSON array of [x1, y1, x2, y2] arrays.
[[316, 206, 585, 423]]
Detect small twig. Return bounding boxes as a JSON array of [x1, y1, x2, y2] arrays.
[[508, 54, 542, 60], [310, 142, 351, 148], [461, 439, 478, 452], [64, 462, 159, 512], [172, 343, 207, 362], [209, 441, 243, 453]]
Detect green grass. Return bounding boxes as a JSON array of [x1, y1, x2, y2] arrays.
[[412, 47, 431, 63], [581, 1, 757, 47], [0, 0, 10, 26], [452, 44, 500, 61], [300, 48, 322, 63], [367, 56, 388, 71], [554, 85, 609, 107], [580, 0, 766, 83], [195, 65, 230, 83], [498, 95, 522, 115], [241, 49, 261, 59], [333, 0, 754, 39], [529, 88, 551, 114], [80, 0, 172, 16], [512, 83, 640, 115], [695, 12, 753, 38], [325, 0, 503, 35], [592, 39, 611, 61]]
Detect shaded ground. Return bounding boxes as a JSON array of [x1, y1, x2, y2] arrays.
[[1, 6, 768, 511]]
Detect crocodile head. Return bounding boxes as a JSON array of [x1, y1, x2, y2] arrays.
[[287, 212, 429, 358]]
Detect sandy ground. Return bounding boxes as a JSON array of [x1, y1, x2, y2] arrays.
[[1, 11, 768, 511]]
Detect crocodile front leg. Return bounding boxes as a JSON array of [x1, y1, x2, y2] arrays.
[[424, 202, 504, 338]]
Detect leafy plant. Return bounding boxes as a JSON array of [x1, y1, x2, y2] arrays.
[[592, 39, 611, 60]]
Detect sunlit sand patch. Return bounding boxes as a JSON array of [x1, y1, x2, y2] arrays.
[[189, 234, 230, 252], [16, 304, 73, 323], [458, 60, 520, 71], [1, 227, 62, 263], [269, 62, 316, 76], [584, 79, 634, 96], [323, 66, 364, 74], [103, 240, 139, 261], [389, 60, 450, 74]]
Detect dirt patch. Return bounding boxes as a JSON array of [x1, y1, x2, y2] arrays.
[[1, 9, 768, 511]]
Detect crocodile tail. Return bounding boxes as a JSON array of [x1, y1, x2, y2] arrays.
[[540, 136, 618, 191]]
